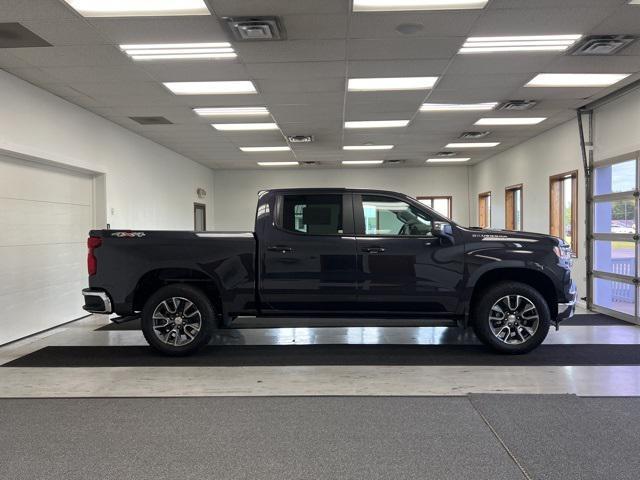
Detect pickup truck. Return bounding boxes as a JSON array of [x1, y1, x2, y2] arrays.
[[82, 188, 576, 356]]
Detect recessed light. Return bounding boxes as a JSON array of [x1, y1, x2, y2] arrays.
[[426, 158, 470, 163], [353, 0, 489, 12], [62, 0, 210, 17], [120, 43, 236, 61], [460, 35, 581, 54], [348, 77, 438, 92], [241, 146, 291, 152], [445, 142, 500, 148], [345, 120, 410, 129], [342, 160, 385, 165], [257, 162, 299, 166], [420, 102, 497, 112], [194, 107, 269, 116], [474, 117, 546, 126], [212, 123, 279, 131], [164, 81, 257, 95], [343, 145, 394, 150], [525, 73, 631, 87]]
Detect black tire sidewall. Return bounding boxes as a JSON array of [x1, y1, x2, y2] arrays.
[[141, 284, 216, 356], [472, 281, 551, 354]]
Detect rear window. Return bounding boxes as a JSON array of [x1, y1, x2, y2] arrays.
[[281, 194, 343, 235]]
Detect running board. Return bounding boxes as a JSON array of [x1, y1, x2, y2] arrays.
[[110, 315, 140, 325], [227, 317, 459, 329]]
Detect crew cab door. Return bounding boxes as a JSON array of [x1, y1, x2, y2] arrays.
[[259, 192, 358, 312], [354, 193, 463, 314]]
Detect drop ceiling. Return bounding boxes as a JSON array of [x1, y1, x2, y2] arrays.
[[1, 0, 640, 169]]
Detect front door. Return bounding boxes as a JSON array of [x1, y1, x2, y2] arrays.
[[354, 193, 463, 315], [260, 192, 358, 313]]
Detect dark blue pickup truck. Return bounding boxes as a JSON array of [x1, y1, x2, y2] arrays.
[[83, 188, 576, 356]]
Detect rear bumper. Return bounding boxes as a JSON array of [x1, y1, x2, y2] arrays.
[[82, 288, 113, 314], [556, 281, 577, 323]]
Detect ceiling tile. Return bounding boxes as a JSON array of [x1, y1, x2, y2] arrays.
[[136, 61, 248, 82], [10, 45, 129, 67], [349, 11, 479, 38], [255, 77, 345, 94], [234, 39, 346, 63], [282, 14, 347, 40], [245, 61, 345, 80], [0, 0, 78, 21], [208, 0, 349, 16], [347, 59, 449, 77], [348, 37, 462, 60], [20, 19, 108, 46]]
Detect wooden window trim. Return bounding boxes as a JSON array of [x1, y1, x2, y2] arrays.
[[549, 170, 578, 257], [416, 195, 453, 218], [505, 184, 523, 231], [478, 191, 491, 228]]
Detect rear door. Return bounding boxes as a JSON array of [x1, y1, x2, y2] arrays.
[[354, 193, 463, 315], [259, 192, 358, 312]]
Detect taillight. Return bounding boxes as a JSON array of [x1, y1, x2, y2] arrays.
[[87, 236, 102, 276]]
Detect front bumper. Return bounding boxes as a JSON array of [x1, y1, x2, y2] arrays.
[[556, 281, 577, 323], [82, 288, 113, 314]]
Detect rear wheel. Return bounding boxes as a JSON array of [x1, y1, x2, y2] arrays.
[[472, 281, 550, 354], [141, 284, 216, 356]]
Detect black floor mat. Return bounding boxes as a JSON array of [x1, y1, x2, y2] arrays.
[[5, 344, 640, 368], [94, 313, 629, 331]]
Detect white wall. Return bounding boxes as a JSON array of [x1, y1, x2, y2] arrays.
[[594, 86, 640, 161], [213, 166, 471, 230], [0, 70, 214, 230]]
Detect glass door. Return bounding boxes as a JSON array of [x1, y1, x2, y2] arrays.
[[591, 154, 639, 324]]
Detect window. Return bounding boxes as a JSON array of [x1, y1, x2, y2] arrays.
[[362, 195, 433, 236], [281, 194, 343, 235], [505, 184, 523, 231], [478, 191, 491, 228], [194, 203, 206, 232], [550, 171, 577, 255], [417, 196, 452, 218]]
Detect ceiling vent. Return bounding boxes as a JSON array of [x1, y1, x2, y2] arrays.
[[437, 151, 457, 157], [224, 17, 286, 41], [385, 159, 405, 165], [571, 35, 637, 56], [301, 161, 318, 166], [287, 135, 313, 143], [498, 100, 537, 111], [129, 116, 173, 125], [0, 23, 51, 48], [460, 131, 491, 139]]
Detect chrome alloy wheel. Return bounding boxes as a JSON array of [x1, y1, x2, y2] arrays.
[[152, 297, 202, 347], [488, 295, 539, 345]]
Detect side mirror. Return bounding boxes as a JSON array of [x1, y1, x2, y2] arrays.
[[432, 222, 454, 244]]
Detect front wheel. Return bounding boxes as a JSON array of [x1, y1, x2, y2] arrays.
[[472, 281, 550, 354], [141, 284, 216, 356]]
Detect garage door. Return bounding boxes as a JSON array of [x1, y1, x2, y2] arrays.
[[0, 154, 94, 344]]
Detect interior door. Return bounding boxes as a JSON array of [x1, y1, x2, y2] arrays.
[[354, 194, 463, 315], [260, 192, 358, 312]]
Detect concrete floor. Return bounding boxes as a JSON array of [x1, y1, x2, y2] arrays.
[[1, 309, 640, 397]]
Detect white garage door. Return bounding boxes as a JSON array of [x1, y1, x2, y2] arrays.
[[0, 154, 94, 345]]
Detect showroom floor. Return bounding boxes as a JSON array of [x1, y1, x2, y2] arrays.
[[1, 311, 639, 479]]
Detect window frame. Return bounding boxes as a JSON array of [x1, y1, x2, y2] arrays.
[[274, 192, 354, 237], [505, 184, 524, 231], [416, 195, 453, 218], [193, 202, 206, 232], [478, 191, 491, 228], [549, 170, 578, 257]]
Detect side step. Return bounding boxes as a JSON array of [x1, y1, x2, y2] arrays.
[[227, 317, 459, 329], [110, 315, 140, 325]]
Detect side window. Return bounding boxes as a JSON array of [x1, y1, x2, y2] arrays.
[[281, 194, 343, 235], [362, 195, 433, 236]]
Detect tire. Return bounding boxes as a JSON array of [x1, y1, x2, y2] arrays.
[[141, 284, 216, 356], [471, 281, 550, 354]]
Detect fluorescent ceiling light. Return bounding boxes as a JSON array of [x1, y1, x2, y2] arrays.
[[342, 160, 384, 165], [194, 107, 269, 116], [164, 81, 257, 95], [212, 123, 279, 131], [121, 43, 236, 61], [475, 117, 546, 126], [460, 35, 581, 54], [420, 102, 497, 112], [62, 0, 210, 17], [348, 77, 438, 92], [345, 120, 409, 129], [445, 142, 500, 148], [426, 158, 470, 163], [353, 0, 488, 12], [241, 146, 291, 152], [257, 162, 299, 166], [343, 145, 394, 151], [526, 73, 631, 87]]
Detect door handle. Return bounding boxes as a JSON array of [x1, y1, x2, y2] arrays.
[[267, 245, 294, 253], [362, 246, 386, 254]]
